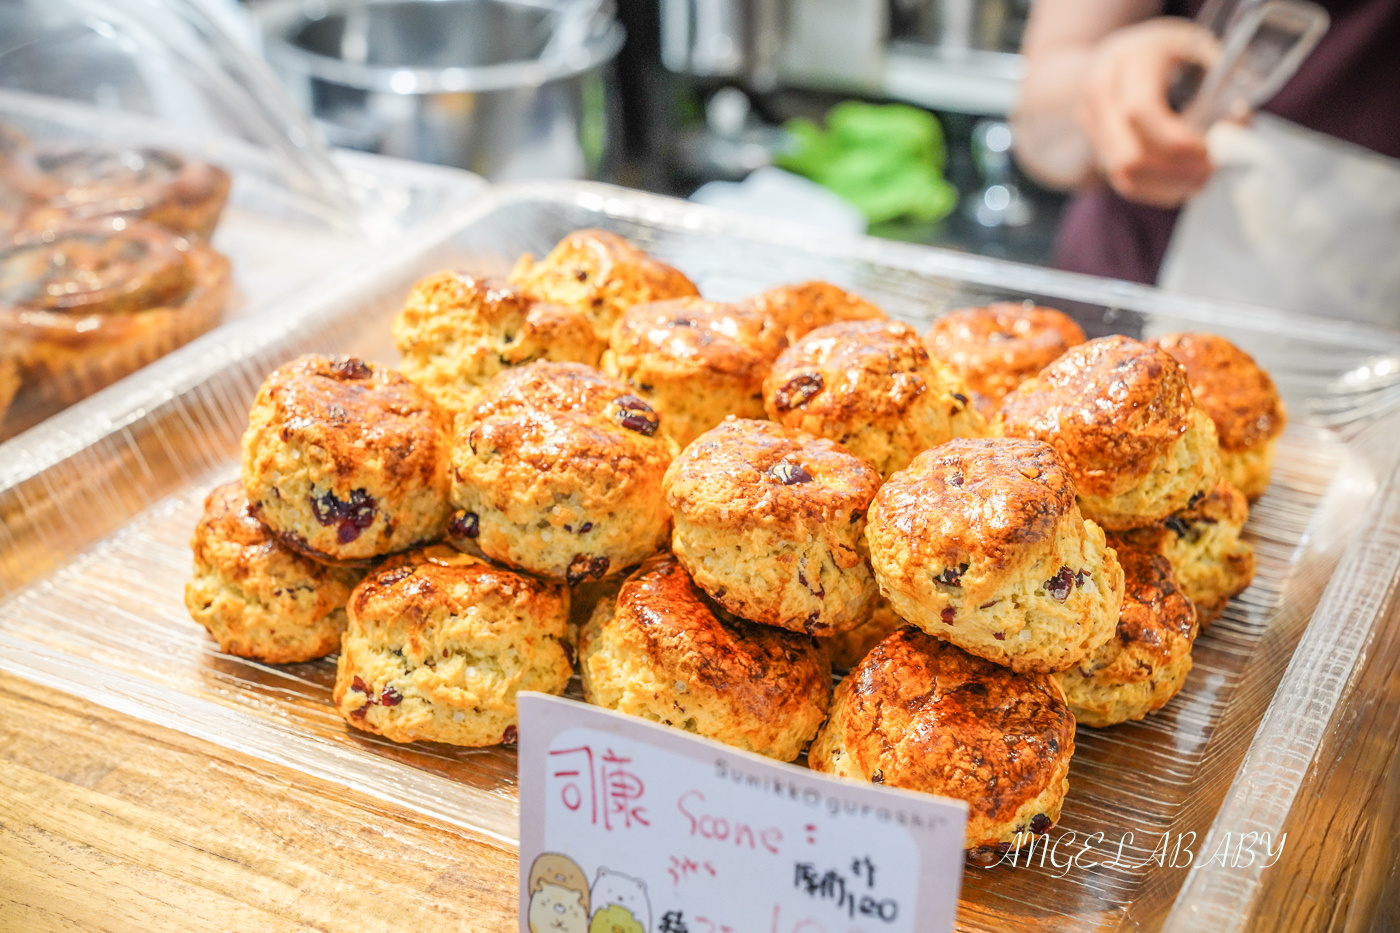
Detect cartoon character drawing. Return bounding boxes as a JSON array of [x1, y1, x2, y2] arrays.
[[529, 882, 589, 933], [529, 852, 590, 904], [589, 867, 651, 933]]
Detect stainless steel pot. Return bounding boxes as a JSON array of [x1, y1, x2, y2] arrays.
[[256, 0, 623, 180]]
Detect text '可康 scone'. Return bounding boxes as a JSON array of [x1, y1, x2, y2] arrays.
[[994, 335, 1222, 531], [449, 362, 677, 584], [242, 355, 453, 564], [334, 546, 573, 746], [809, 628, 1075, 853], [764, 319, 985, 477], [865, 437, 1124, 673], [185, 481, 363, 663], [739, 280, 888, 346], [578, 555, 831, 761], [664, 417, 882, 636]]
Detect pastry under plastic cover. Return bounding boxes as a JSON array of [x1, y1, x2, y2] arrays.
[[241, 355, 454, 565], [865, 437, 1124, 673], [808, 627, 1075, 853], [333, 545, 573, 746], [448, 362, 678, 585], [1055, 539, 1199, 727], [393, 271, 605, 412], [578, 554, 831, 762], [1149, 332, 1287, 500], [0, 218, 231, 407], [664, 417, 882, 637], [509, 228, 700, 340], [993, 334, 1223, 531], [764, 319, 985, 477], [603, 297, 788, 448], [739, 280, 888, 346]]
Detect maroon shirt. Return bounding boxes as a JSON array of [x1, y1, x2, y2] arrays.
[[1053, 0, 1400, 284]]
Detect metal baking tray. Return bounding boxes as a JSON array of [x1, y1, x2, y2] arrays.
[[2, 182, 1399, 932]]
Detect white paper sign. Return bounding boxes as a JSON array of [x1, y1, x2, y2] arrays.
[[518, 693, 968, 933]]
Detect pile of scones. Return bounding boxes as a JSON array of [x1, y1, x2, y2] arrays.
[[185, 229, 1284, 857]]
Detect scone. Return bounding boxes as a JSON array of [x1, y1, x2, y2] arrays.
[[242, 355, 453, 564], [578, 554, 831, 761], [993, 334, 1222, 531], [1149, 332, 1286, 500], [664, 418, 882, 636], [827, 597, 908, 671], [1114, 480, 1256, 627], [865, 437, 1124, 673], [1054, 540, 1198, 727], [764, 320, 985, 477], [449, 362, 677, 584], [0, 350, 18, 427], [185, 481, 363, 663], [334, 545, 573, 746], [602, 297, 787, 448], [392, 271, 605, 412], [509, 228, 700, 340], [809, 628, 1075, 853], [739, 280, 887, 345], [923, 302, 1085, 416]]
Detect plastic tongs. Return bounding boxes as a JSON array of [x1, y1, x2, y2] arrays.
[[1170, 0, 1330, 130]]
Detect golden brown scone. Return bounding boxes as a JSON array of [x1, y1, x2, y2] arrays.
[[185, 481, 363, 663], [827, 597, 908, 671], [1114, 480, 1255, 628], [923, 302, 1086, 417], [0, 350, 18, 426], [333, 546, 573, 746], [809, 628, 1075, 852], [448, 362, 677, 584], [865, 437, 1124, 673], [241, 355, 453, 564], [578, 555, 831, 761], [602, 297, 787, 448], [739, 281, 888, 345], [509, 228, 700, 340], [764, 320, 985, 477], [664, 418, 882, 636], [993, 334, 1222, 531], [1054, 540, 1198, 727], [1148, 332, 1286, 500], [393, 271, 605, 412]]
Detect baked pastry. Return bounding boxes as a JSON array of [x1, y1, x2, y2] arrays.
[[0, 219, 231, 406], [993, 334, 1222, 531], [664, 417, 882, 636], [739, 280, 887, 345], [602, 297, 787, 448], [509, 229, 700, 340], [0, 350, 18, 427], [241, 355, 453, 564], [185, 481, 363, 663], [578, 554, 831, 761], [1054, 540, 1198, 727], [923, 302, 1086, 416], [808, 628, 1075, 853], [827, 597, 908, 671], [6, 145, 230, 239], [1113, 480, 1256, 627], [449, 362, 677, 584], [865, 437, 1124, 673], [764, 320, 985, 477], [1149, 332, 1286, 500], [333, 545, 573, 746], [392, 271, 605, 412]]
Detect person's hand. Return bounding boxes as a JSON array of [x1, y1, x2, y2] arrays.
[[1078, 18, 1220, 208]]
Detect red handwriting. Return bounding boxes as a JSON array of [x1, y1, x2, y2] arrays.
[[667, 855, 718, 886], [677, 789, 784, 854], [549, 745, 649, 830]]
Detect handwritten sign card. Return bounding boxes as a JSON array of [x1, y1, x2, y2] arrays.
[[518, 693, 968, 933]]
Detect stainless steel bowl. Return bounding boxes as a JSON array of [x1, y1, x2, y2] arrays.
[[256, 0, 624, 179]]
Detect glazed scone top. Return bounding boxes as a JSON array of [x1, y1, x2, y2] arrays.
[[192, 480, 359, 587], [871, 436, 1077, 576], [993, 335, 1196, 498], [399, 272, 589, 346], [610, 297, 787, 376], [923, 302, 1085, 402], [1149, 332, 1285, 453], [740, 281, 888, 344], [833, 628, 1074, 820], [664, 418, 882, 524], [1107, 540, 1198, 665]]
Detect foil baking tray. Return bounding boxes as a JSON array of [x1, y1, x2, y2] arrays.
[[2, 182, 1399, 932]]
